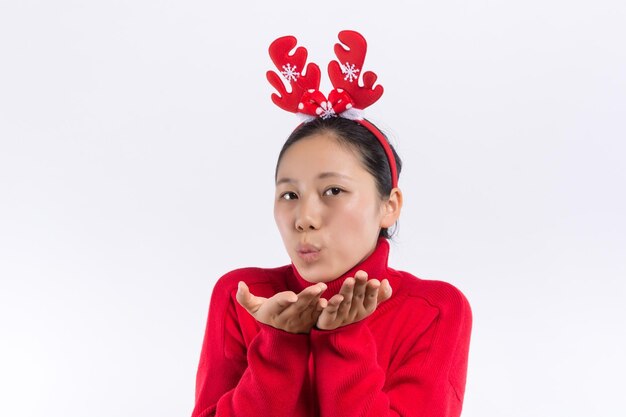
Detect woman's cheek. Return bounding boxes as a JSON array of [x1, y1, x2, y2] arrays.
[[274, 205, 292, 233]]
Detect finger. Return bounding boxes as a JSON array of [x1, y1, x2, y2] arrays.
[[363, 279, 381, 311], [290, 283, 326, 313], [377, 279, 393, 303], [334, 278, 353, 317], [256, 291, 297, 317], [350, 271, 368, 313], [273, 291, 299, 307], [316, 294, 345, 330], [310, 297, 327, 323], [326, 294, 345, 313], [354, 270, 368, 280], [300, 283, 327, 301], [306, 284, 327, 308], [295, 284, 326, 323]]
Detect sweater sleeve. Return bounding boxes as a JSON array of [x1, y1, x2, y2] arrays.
[[191, 272, 312, 417], [310, 283, 472, 417]]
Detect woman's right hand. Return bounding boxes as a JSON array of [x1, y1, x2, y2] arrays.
[[236, 281, 328, 334]]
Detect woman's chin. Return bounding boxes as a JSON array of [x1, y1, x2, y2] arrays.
[[294, 262, 337, 283]]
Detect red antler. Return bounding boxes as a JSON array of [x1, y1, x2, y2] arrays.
[[328, 30, 383, 110], [266, 36, 321, 113]]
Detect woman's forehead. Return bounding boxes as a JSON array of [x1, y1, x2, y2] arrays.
[[277, 133, 363, 176]]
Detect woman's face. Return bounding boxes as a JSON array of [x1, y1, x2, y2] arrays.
[[274, 132, 388, 283]]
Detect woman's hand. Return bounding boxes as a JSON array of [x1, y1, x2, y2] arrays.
[[236, 281, 328, 334], [316, 270, 392, 331]]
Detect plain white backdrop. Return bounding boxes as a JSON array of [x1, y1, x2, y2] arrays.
[[1, 1, 625, 416]]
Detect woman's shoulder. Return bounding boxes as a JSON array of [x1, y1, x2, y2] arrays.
[[391, 269, 472, 314]]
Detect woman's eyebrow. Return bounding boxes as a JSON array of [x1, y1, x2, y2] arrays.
[[276, 177, 296, 185], [276, 172, 352, 186], [317, 172, 351, 180]]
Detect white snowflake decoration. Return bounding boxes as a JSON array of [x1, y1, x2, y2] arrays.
[[281, 63, 300, 82], [340, 62, 360, 82], [316, 101, 336, 119]]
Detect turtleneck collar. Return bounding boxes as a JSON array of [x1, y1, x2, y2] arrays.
[[288, 237, 393, 299]]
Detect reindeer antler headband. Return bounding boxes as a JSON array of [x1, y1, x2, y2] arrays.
[[267, 30, 398, 189]]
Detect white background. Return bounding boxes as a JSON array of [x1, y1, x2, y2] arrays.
[[1, 1, 625, 416]]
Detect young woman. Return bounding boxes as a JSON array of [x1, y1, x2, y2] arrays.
[[191, 31, 472, 417]]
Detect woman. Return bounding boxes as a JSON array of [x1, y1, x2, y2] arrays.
[[191, 31, 472, 417]]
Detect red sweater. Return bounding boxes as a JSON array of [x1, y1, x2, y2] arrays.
[[191, 238, 472, 417]]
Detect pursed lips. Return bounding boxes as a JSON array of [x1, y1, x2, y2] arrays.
[[296, 243, 321, 262]]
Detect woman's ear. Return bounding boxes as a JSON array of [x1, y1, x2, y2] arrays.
[[380, 188, 403, 228]]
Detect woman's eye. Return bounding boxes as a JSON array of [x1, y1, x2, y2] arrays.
[[323, 187, 343, 196], [280, 192, 298, 200]]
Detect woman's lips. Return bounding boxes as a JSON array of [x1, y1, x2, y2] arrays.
[[296, 244, 321, 262]]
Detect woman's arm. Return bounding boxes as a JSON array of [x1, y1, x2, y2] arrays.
[[191, 272, 318, 417], [311, 278, 472, 417]]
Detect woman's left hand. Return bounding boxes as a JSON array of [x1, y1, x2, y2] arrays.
[[316, 270, 392, 331]]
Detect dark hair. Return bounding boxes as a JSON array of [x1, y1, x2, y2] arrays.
[[275, 117, 402, 239]]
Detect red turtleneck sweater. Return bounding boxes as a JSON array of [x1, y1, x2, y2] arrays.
[[191, 238, 472, 417]]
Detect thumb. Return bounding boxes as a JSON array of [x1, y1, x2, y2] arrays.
[[236, 281, 260, 313]]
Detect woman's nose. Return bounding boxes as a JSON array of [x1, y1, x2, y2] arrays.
[[295, 196, 322, 231]]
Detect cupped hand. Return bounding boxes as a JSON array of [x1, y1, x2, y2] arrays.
[[316, 270, 392, 331], [236, 281, 328, 334]]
